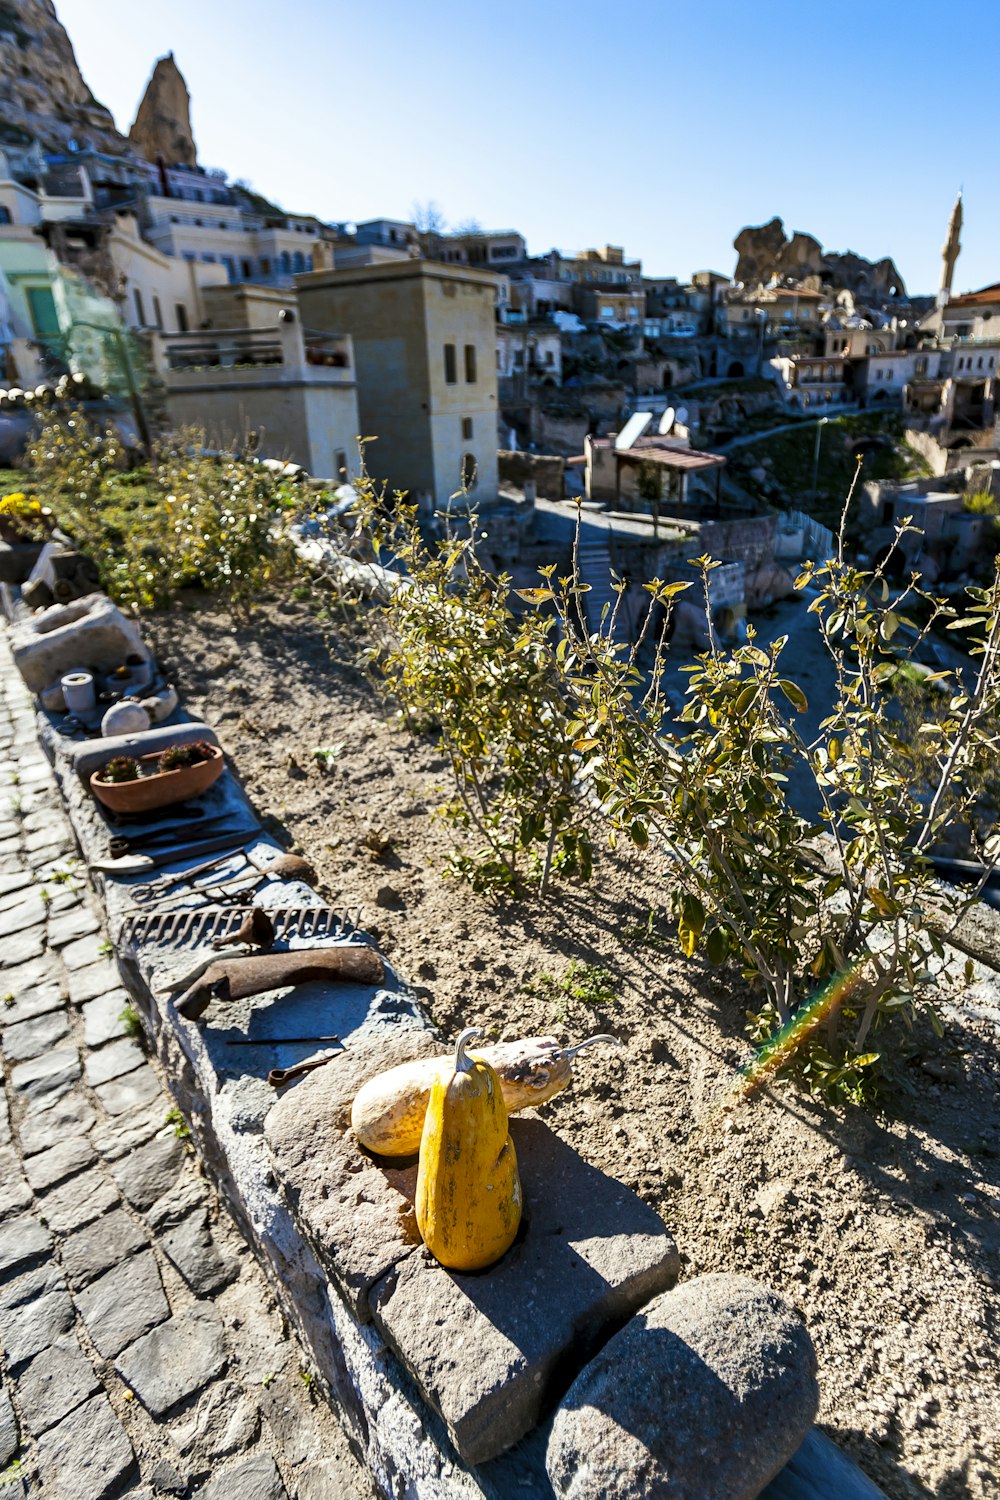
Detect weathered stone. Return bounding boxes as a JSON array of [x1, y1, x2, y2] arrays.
[[24, 1135, 95, 1193], [0, 957, 64, 1027], [68, 959, 120, 1007], [0, 1280, 75, 1366], [0, 870, 32, 900], [1, 1008, 70, 1064], [149, 1458, 187, 1495], [0, 1093, 8, 1149], [0, 924, 46, 969], [0, 1151, 32, 1221], [35, 1393, 135, 1500], [74, 1249, 168, 1358], [9, 1047, 80, 1105], [370, 1119, 681, 1465], [10, 593, 147, 694], [60, 1208, 148, 1289], [0, 1262, 63, 1311], [147, 1177, 207, 1233], [0, 1214, 51, 1278], [172, 1379, 260, 1461], [46, 904, 99, 949], [36, 1168, 118, 1234], [61, 931, 107, 972], [0, 1386, 17, 1467], [84, 1036, 144, 1087], [130, 53, 199, 169], [295, 1457, 373, 1500], [161, 1212, 240, 1297], [265, 1027, 441, 1319], [2, 891, 47, 934], [17, 1335, 100, 1434], [19, 1091, 96, 1158], [111, 1133, 185, 1211], [90, 1102, 164, 1162], [115, 1303, 227, 1417], [192, 1452, 287, 1500], [82, 989, 132, 1049], [95, 1064, 161, 1117], [545, 1273, 819, 1500]]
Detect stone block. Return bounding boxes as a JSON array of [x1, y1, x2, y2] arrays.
[[160, 1212, 240, 1297], [35, 1392, 135, 1500], [47, 904, 99, 949], [24, 1136, 95, 1193], [0, 1214, 51, 1279], [545, 1273, 819, 1500], [61, 931, 107, 971], [0, 1281, 75, 1367], [265, 1027, 441, 1320], [2, 891, 46, 934], [19, 1091, 96, 1158], [94, 1064, 161, 1117], [90, 1102, 165, 1162], [115, 1303, 227, 1417], [17, 1334, 100, 1434], [74, 1249, 168, 1358], [172, 1379, 260, 1461], [60, 1208, 148, 1290], [0, 1387, 17, 1468], [36, 1168, 118, 1235], [0, 954, 64, 1026], [84, 1036, 144, 1087], [192, 1453, 287, 1500], [110, 1133, 184, 1211], [1, 1008, 70, 1064], [82, 989, 132, 1048], [369, 1119, 681, 1465], [9, 1047, 80, 1105], [10, 592, 147, 694], [68, 959, 120, 1007], [0, 924, 46, 969], [0, 1152, 32, 1222]]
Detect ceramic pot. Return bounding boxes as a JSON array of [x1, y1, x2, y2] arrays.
[[90, 743, 224, 814]]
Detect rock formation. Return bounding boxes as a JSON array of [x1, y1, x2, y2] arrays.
[[129, 53, 197, 169], [734, 216, 906, 300], [0, 0, 129, 156]]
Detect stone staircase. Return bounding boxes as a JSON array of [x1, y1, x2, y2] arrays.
[[575, 527, 621, 638]]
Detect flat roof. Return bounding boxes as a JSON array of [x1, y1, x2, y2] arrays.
[[593, 437, 726, 473], [295, 260, 502, 290]]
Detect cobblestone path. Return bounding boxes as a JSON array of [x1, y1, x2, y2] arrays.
[[0, 635, 373, 1499]]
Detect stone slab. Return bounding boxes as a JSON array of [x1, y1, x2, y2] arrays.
[[24, 1136, 95, 1193], [95, 1064, 161, 1117], [82, 989, 132, 1048], [0, 1214, 52, 1279], [84, 1036, 145, 1087], [60, 1207, 148, 1290], [61, 931, 107, 971], [18, 1091, 97, 1158], [9, 1046, 80, 1105], [46, 904, 100, 949], [0, 1386, 17, 1467], [193, 1452, 287, 1500], [2, 891, 47, 933], [369, 1118, 681, 1465], [68, 959, 120, 1007], [74, 1249, 168, 1359], [0, 1281, 75, 1367], [17, 1334, 100, 1435], [160, 1212, 240, 1297], [115, 1303, 227, 1417], [36, 1168, 118, 1234], [172, 1379, 261, 1460], [110, 1133, 185, 1211], [0, 1150, 32, 1222], [265, 1027, 442, 1321], [1, 1008, 70, 1064], [34, 1392, 135, 1500], [0, 924, 46, 969]]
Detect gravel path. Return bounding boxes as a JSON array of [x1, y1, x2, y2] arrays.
[[0, 632, 373, 1499]]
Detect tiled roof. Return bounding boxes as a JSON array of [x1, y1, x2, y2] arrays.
[[949, 282, 1000, 307]]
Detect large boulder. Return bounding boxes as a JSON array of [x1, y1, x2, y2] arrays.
[[546, 1272, 819, 1500]]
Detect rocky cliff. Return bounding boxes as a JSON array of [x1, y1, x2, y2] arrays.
[[0, 0, 129, 156], [734, 217, 906, 300], [129, 52, 197, 169]]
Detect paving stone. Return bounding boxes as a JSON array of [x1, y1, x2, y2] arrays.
[[60, 1208, 148, 1290], [0, 1148, 31, 1222], [147, 1177, 207, 1233], [35, 1393, 135, 1500], [24, 1136, 95, 1193], [58, 924, 106, 972], [368, 1118, 682, 1465], [0, 1215, 51, 1279], [3, 891, 47, 933], [19, 1091, 97, 1158], [193, 1453, 286, 1500], [115, 1303, 227, 1417], [90, 1101, 165, 1162], [295, 1457, 373, 1500], [172, 1379, 260, 1460], [0, 960, 64, 1027], [0, 1008, 70, 1064], [95, 1064, 161, 1117], [0, 1279, 75, 1366], [84, 1036, 145, 1088], [46, 905, 100, 949], [0, 870, 31, 900], [74, 1249, 168, 1359], [160, 1212, 240, 1298], [0, 1385, 17, 1467], [68, 959, 120, 1007], [26, 825, 73, 857], [111, 1133, 185, 1212], [9, 1047, 80, 1105], [37, 1169, 118, 1235], [0, 1093, 9, 1149], [0, 1261, 64, 1311], [0, 924, 46, 970], [82, 988, 132, 1048], [259, 1375, 324, 1464], [17, 1334, 100, 1434]]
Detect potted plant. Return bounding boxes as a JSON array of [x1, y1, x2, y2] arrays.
[[90, 739, 224, 814], [0, 492, 53, 545]]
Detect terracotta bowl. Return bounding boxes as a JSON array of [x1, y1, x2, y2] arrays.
[[90, 743, 224, 814]]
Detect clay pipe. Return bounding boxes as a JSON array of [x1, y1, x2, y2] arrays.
[[174, 944, 384, 1020], [268, 1050, 342, 1088]]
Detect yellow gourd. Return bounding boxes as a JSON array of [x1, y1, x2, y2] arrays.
[[415, 1027, 523, 1273]]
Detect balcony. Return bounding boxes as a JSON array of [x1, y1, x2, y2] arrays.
[[155, 326, 353, 388]]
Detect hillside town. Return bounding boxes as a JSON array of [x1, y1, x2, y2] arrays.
[[1, 5, 999, 1500]]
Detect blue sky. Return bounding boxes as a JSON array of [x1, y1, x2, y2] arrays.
[[57, 0, 996, 295]]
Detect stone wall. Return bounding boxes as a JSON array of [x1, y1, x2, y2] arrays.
[[497, 450, 565, 499]]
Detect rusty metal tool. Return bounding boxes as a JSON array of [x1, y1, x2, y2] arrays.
[[268, 1050, 342, 1088], [117, 904, 360, 953], [173, 944, 385, 1020], [211, 907, 275, 950], [132, 851, 315, 909]]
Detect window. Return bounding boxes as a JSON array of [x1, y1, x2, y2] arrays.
[[464, 345, 477, 383], [462, 417, 473, 440], [133, 287, 146, 326], [335, 450, 347, 479], [152, 295, 163, 330], [444, 343, 457, 384], [242, 259, 252, 278], [201, 253, 216, 263], [915, 356, 927, 375], [260, 257, 271, 275], [175, 303, 189, 333], [461, 453, 478, 490]]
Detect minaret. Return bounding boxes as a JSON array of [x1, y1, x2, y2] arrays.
[[938, 192, 962, 307]]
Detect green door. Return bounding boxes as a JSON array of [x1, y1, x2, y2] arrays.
[[26, 285, 60, 340]]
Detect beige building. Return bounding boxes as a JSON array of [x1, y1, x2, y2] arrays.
[[296, 260, 500, 507], [153, 285, 359, 479]]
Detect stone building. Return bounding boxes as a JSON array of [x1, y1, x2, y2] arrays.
[[296, 260, 501, 507]]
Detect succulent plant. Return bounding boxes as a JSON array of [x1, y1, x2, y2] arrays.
[[102, 756, 140, 783], [157, 740, 216, 772]]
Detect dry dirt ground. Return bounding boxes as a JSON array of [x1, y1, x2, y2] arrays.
[[146, 598, 1000, 1500]]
